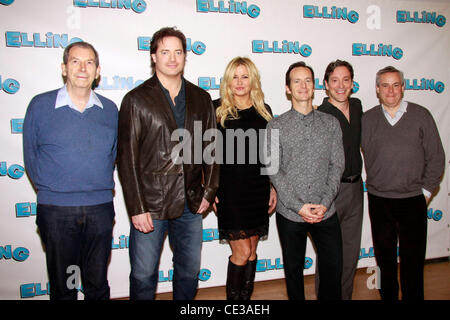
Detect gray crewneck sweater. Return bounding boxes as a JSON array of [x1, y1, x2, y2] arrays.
[[267, 108, 344, 223], [361, 102, 445, 198]]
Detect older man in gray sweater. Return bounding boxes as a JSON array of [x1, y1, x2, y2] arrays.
[[362, 66, 445, 300], [267, 62, 345, 300]]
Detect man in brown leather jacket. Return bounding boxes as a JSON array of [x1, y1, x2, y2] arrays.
[[117, 27, 219, 300]]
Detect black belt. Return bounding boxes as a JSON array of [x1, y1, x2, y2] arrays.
[[341, 175, 361, 183]]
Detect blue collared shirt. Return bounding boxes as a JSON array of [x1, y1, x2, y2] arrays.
[[55, 85, 103, 111], [381, 100, 407, 126]]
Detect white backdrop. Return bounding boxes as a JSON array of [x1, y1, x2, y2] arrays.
[[0, 0, 448, 300]]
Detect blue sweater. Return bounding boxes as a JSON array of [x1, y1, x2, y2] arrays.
[[23, 89, 118, 206]]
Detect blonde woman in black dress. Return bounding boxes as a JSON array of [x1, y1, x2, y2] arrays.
[[213, 57, 277, 300]]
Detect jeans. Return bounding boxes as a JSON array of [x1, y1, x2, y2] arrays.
[[368, 193, 427, 300], [36, 202, 115, 300], [129, 204, 203, 300], [277, 212, 343, 300]]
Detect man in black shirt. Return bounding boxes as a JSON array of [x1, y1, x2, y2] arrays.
[[316, 60, 363, 300]]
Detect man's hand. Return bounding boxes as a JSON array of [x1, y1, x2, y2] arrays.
[[212, 196, 219, 213], [268, 186, 277, 214], [132, 212, 154, 233], [197, 197, 211, 214], [298, 204, 326, 223], [311, 204, 327, 218]]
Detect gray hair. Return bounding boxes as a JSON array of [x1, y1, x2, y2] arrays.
[[376, 66, 404, 86], [63, 41, 99, 67]]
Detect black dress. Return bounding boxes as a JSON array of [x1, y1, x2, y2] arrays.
[[213, 99, 271, 242]]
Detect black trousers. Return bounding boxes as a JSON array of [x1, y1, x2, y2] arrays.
[[277, 213, 342, 300], [367, 193, 427, 300]]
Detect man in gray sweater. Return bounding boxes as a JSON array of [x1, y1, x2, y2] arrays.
[[267, 61, 345, 300], [361, 66, 445, 300]]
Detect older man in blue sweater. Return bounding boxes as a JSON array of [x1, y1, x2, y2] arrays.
[[23, 42, 118, 300]]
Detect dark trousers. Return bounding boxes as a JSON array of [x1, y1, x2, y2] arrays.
[[367, 193, 427, 300], [277, 213, 343, 300], [316, 179, 364, 300], [36, 202, 115, 300]]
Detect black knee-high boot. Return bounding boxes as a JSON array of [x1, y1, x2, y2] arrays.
[[226, 257, 246, 300], [240, 256, 257, 300]]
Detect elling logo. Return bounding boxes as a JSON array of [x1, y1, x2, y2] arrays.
[[138, 37, 206, 55], [0, 75, 20, 94], [397, 10, 446, 27], [1, 245, 30, 262], [0, 162, 24, 179], [303, 5, 359, 23], [196, 0, 260, 18], [198, 77, 222, 91], [352, 43, 403, 60], [252, 40, 312, 57], [73, 0, 147, 13], [6, 32, 82, 48], [404, 78, 445, 93]]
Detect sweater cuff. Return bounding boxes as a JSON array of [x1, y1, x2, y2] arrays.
[[289, 200, 305, 214], [320, 197, 332, 210]]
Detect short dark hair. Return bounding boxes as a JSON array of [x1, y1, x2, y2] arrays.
[[323, 59, 354, 83], [285, 61, 315, 87], [63, 41, 99, 67], [376, 66, 404, 86], [150, 27, 186, 69]]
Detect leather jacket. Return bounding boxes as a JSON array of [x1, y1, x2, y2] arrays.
[[117, 75, 219, 219]]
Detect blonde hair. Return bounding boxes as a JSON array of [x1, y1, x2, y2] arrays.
[[216, 57, 272, 127]]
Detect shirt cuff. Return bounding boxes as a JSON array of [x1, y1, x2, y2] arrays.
[[422, 188, 431, 199]]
